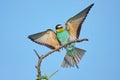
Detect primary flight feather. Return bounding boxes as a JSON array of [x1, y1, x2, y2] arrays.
[[28, 3, 94, 68]]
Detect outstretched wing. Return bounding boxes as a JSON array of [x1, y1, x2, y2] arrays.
[[65, 3, 94, 40], [28, 29, 61, 49]]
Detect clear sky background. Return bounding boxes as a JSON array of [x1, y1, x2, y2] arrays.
[[0, 0, 120, 80]]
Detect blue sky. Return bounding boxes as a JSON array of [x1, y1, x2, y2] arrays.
[[0, 0, 120, 80]]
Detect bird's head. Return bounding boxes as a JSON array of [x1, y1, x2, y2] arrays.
[[55, 24, 64, 32]]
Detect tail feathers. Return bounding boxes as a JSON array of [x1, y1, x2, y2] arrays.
[[61, 47, 86, 68]]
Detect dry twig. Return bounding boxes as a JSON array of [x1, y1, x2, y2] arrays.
[[34, 38, 88, 78]]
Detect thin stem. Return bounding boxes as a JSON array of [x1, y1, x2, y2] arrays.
[[34, 38, 88, 78], [34, 50, 42, 77]]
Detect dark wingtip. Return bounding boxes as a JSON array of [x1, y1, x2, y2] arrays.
[[86, 3, 94, 11], [89, 3, 94, 8], [28, 35, 31, 39], [91, 3, 94, 6], [84, 3, 94, 12], [28, 35, 33, 41]]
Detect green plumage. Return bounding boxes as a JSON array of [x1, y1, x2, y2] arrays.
[[56, 29, 75, 57], [56, 29, 85, 68], [56, 30, 70, 45]]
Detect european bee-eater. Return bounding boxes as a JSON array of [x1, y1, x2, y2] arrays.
[[28, 3, 94, 68]]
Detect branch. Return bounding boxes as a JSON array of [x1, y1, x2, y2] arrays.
[[34, 49, 42, 77], [34, 38, 88, 78], [42, 38, 88, 59]]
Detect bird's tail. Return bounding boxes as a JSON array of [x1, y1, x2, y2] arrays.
[[61, 47, 86, 68]]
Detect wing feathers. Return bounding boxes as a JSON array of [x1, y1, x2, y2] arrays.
[[28, 29, 61, 49], [66, 3, 94, 39]]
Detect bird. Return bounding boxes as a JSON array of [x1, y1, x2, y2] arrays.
[[28, 3, 94, 68]]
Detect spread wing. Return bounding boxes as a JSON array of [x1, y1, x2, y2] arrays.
[[28, 29, 61, 49], [65, 3, 94, 40]]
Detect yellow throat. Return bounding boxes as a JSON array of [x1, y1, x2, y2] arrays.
[[56, 28, 64, 32]]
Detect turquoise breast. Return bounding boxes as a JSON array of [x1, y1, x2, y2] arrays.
[[56, 30, 70, 45]]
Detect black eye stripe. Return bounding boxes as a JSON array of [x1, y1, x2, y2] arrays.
[[56, 26, 63, 29], [55, 24, 62, 29], [57, 25, 62, 28], [59, 27, 62, 28], [57, 27, 62, 29]]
